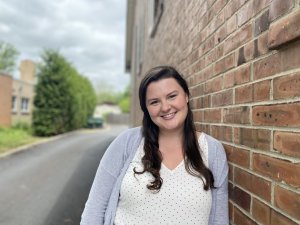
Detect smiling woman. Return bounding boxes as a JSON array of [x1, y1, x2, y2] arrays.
[[81, 66, 229, 225]]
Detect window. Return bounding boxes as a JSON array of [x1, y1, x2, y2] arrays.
[[148, 0, 164, 37], [11, 96, 17, 113], [21, 98, 29, 113]]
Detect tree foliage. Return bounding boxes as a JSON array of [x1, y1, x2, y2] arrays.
[[95, 81, 131, 113], [33, 50, 96, 136], [0, 41, 19, 74]]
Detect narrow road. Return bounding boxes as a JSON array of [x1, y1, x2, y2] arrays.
[[0, 125, 127, 225]]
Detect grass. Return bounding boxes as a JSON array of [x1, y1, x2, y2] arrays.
[[0, 126, 41, 154]]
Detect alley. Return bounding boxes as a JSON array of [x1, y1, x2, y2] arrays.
[[0, 125, 127, 225]]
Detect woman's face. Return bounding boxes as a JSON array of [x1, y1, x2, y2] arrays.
[[145, 78, 188, 133]]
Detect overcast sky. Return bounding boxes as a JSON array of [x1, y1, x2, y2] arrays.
[[0, 0, 129, 92]]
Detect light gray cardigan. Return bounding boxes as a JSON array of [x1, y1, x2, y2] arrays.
[[81, 127, 229, 225]]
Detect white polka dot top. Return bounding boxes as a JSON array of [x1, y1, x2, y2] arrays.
[[114, 133, 212, 225]]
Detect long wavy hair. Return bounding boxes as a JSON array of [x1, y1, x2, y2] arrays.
[[135, 65, 214, 192]]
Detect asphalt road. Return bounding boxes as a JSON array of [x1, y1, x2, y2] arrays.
[[0, 125, 127, 225]]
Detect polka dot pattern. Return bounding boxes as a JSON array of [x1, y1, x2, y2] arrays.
[[114, 134, 211, 225]]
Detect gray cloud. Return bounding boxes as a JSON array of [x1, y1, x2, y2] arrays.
[[0, 0, 129, 91]]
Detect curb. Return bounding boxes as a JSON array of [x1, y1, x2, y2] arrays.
[[0, 125, 111, 159]]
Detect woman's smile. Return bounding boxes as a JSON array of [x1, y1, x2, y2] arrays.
[[146, 78, 188, 133]]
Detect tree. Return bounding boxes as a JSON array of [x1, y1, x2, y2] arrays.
[[95, 80, 120, 104], [118, 84, 131, 113], [0, 41, 19, 74], [33, 49, 96, 136]]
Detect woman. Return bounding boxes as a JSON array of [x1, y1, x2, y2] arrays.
[[81, 66, 228, 225]]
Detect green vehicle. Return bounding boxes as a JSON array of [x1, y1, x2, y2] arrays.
[[87, 117, 104, 128]]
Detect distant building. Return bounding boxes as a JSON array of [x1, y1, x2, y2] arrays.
[[0, 60, 36, 127], [93, 102, 122, 118], [0, 74, 13, 127]]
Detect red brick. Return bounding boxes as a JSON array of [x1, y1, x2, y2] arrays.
[[229, 201, 234, 222], [202, 36, 215, 55], [205, 76, 223, 94], [192, 32, 204, 50], [195, 66, 213, 84], [269, 0, 294, 21], [268, 10, 300, 49], [234, 64, 251, 85], [227, 14, 237, 34], [281, 41, 300, 71], [237, 0, 253, 26], [235, 167, 271, 202], [252, 198, 271, 225], [204, 108, 221, 122], [234, 128, 271, 150], [225, 0, 248, 19], [255, 31, 269, 56], [253, 154, 300, 187], [224, 145, 250, 168], [214, 24, 227, 45], [253, 102, 300, 127], [193, 95, 211, 109], [208, 0, 227, 22], [271, 209, 298, 225], [244, 41, 255, 62], [229, 164, 234, 182], [234, 206, 258, 225], [274, 72, 300, 100], [224, 23, 253, 54], [190, 59, 205, 77], [193, 110, 204, 122], [215, 43, 224, 59], [235, 84, 253, 103], [230, 186, 251, 212], [224, 70, 235, 88], [254, 10, 270, 37], [253, 79, 271, 101], [274, 186, 300, 220], [252, 0, 270, 17], [205, 49, 216, 67], [253, 53, 281, 80], [212, 89, 233, 106], [223, 106, 250, 124], [274, 131, 300, 158], [214, 53, 235, 75], [191, 83, 205, 96], [211, 125, 232, 142]]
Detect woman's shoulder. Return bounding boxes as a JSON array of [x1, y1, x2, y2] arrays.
[[202, 133, 227, 162], [114, 126, 142, 142]]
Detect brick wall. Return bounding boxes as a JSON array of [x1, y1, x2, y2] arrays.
[[0, 74, 13, 127], [128, 0, 300, 224]]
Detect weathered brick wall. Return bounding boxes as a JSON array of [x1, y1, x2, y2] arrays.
[[0, 74, 13, 127], [130, 0, 300, 224]]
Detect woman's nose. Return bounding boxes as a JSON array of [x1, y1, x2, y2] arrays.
[[161, 100, 171, 112]]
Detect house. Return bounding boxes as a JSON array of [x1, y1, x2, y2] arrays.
[[0, 60, 36, 127]]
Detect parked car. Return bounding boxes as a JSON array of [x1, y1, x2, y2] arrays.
[[86, 117, 104, 128]]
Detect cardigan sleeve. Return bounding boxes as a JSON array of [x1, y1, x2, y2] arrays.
[[208, 136, 229, 225], [80, 129, 131, 225]]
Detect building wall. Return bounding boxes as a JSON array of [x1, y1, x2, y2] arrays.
[[11, 79, 35, 125], [128, 0, 300, 224], [0, 74, 13, 127]]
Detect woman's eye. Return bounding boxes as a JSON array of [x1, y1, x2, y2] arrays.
[[169, 94, 177, 99], [150, 101, 158, 105]]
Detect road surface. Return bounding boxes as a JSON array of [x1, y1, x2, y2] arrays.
[[0, 125, 127, 225]]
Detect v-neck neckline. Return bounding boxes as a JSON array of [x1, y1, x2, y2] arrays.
[[161, 160, 184, 173]]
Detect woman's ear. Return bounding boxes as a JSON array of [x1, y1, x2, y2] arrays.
[[186, 95, 189, 103]]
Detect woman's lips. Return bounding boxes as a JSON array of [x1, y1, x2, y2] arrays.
[[161, 112, 176, 120]]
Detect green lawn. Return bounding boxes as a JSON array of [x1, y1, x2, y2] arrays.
[[0, 127, 40, 154]]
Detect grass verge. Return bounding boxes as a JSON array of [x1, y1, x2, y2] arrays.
[[0, 127, 41, 155]]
